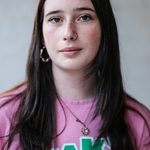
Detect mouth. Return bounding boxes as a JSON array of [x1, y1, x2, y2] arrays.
[[58, 47, 82, 56], [59, 47, 82, 52]]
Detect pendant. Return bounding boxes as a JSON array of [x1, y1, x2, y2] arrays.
[[81, 126, 90, 136]]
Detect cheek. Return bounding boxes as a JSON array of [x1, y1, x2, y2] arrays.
[[43, 29, 54, 45], [43, 23, 59, 44], [83, 25, 101, 47], [42, 28, 56, 58], [91, 27, 101, 43]]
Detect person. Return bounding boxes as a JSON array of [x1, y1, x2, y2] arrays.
[[0, 0, 150, 149]]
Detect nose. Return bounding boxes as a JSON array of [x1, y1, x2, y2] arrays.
[[63, 22, 78, 41]]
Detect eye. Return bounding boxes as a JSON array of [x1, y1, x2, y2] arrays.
[[48, 17, 62, 24], [78, 15, 92, 22]]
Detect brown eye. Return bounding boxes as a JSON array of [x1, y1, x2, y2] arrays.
[[78, 15, 92, 22], [48, 17, 62, 24]]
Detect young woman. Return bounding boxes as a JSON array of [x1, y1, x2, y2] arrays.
[[0, 0, 150, 149]]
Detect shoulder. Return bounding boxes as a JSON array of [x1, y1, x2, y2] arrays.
[[124, 97, 150, 149], [0, 84, 26, 137], [124, 97, 150, 126]]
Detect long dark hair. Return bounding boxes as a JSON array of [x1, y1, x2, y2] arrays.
[[1, 0, 148, 149]]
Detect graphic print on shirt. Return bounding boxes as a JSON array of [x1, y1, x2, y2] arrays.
[[51, 137, 111, 150]]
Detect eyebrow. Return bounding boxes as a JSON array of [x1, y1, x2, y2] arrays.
[[45, 10, 63, 17], [45, 7, 95, 17], [73, 7, 95, 12]]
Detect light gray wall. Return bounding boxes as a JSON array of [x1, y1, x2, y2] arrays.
[[0, 0, 37, 91], [0, 0, 150, 108], [111, 0, 150, 108]]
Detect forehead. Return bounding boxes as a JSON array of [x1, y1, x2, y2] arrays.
[[44, 0, 95, 12]]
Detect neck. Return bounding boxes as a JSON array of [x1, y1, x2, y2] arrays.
[[52, 67, 97, 101]]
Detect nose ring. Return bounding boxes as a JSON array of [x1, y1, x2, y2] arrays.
[[70, 33, 78, 41], [64, 33, 78, 41]]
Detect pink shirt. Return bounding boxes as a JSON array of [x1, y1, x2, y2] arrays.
[[0, 91, 150, 149], [52, 98, 111, 149]]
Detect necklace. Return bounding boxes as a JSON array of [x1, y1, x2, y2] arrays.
[[59, 98, 95, 136]]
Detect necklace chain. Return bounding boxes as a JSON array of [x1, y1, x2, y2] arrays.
[[60, 98, 95, 136]]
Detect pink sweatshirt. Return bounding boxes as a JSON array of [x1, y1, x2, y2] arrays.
[[0, 90, 150, 149]]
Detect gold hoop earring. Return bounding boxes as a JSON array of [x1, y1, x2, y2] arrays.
[[40, 47, 50, 63]]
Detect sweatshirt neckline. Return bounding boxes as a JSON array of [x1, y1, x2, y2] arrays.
[[57, 97, 96, 105]]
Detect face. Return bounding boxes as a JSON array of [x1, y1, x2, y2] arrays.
[[42, 0, 101, 73]]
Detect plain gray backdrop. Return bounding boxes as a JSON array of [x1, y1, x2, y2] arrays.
[[0, 0, 150, 108]]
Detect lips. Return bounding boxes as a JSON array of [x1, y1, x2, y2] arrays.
[[58, 47, 82, 57], [59, 47, 82, 52]]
